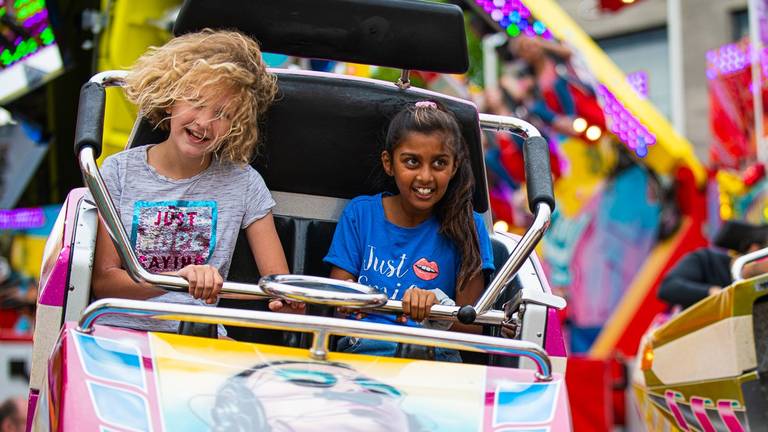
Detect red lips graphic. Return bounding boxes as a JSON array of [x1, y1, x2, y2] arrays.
[[413, 258, 439, 281]]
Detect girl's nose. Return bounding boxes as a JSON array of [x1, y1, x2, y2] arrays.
[[416, 166, 433, 181]]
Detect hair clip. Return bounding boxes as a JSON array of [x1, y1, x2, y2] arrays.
[[414, 101, 437, 109]]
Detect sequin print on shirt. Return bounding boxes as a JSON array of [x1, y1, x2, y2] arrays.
[[130, 200, 218, 272]]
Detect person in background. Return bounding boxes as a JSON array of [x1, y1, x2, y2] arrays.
[[658, 220, 768, 309], [0, 397, 26, 432]]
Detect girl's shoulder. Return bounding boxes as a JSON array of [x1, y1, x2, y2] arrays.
[[345, 193, 383, 211], [105, 145, 146, 162], [340, 193, 384, 220], [100, 145, 148, 173], [211, 159, 265, 181]]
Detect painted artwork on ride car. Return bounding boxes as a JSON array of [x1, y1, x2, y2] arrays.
[[35, 324, 569, 431]]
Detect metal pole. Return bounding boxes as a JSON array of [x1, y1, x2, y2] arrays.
[[667, 0, 686, 136], [750, 0, 767, 164]]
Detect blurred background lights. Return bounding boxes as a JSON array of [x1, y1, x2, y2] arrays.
[[573, 117, 588, 133], [586, 125, 602, 141], [493, 220, 510, 232]]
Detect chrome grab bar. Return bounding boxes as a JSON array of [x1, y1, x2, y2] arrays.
[[454, 115, 557, 323], [474, 203, 553, 315], [260, 274, 387, 308], [80, 144, 507, 322], [77, 298, 554, 381], [479, 113, 541, 138], [79, 147, 272, 298], [731, 245, 768, 281]]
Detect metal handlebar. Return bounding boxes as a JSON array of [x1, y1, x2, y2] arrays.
[[77, 298, 554, 381], [457, 115, 556, 324], [731, 245, 768, 281], [260, 274, 387, 308]]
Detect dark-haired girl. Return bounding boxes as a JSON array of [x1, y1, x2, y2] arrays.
[[324, 101, 494, 361]]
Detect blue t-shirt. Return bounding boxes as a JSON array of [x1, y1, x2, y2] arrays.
[[324, 193, 495, 325]]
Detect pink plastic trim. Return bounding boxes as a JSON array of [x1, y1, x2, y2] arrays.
[[38, 188, 86, 306], [544, 308, 567, 357]]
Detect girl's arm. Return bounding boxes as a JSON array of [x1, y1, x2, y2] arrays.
[[245, 212, 289, 275], [92, 221, 168, 300], [329, 266, 367, 319], [329, 266, 356, 281], [93, 221, 224, 303], [244, 212, 304, 312]]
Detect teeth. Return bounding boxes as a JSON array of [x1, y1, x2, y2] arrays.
[[188, 128, 205, 140], [416, 264, 436, 273], [416, 187, 433, 195]]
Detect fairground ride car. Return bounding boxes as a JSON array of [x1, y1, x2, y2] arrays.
[[26, 1, 570, 430], [632, 249, 768, 431]]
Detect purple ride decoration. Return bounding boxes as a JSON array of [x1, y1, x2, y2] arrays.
[[597, 85, 656, 157], [472, 0, 553, 39], [706, 41, 768, 80], [0, 207, 45, 230], [626, 70, 648, 98]]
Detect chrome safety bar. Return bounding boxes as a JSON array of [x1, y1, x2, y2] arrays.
[[731, 245, 768, 281], [471, 114, 555, 317], [79, 146, 272, 298], [89, 70, 129, 86], [77, 298, 553, 381], [480, 113, 541, 139], [79, 137, 508, 322], [474, 203, 552, 315]]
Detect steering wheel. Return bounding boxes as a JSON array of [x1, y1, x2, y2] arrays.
[[259, 274, 388, 309]]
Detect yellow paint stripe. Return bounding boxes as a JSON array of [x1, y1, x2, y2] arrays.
[[589, 218, 692, 358], [523, 0, 705, 185]]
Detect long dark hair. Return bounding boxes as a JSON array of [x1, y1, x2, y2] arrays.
[[384, 101, 481, 291]]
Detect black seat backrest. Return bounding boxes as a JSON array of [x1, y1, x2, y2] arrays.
[[226, 215, 296, 283], [174, 0, 469, 75]]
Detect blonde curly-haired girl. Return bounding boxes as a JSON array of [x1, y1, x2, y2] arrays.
[[92, 30, 301, 336]]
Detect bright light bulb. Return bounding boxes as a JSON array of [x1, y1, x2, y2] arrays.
[[586, 125, 602, 141], [493, 220, 509, 232], [572, 117, 588, 133]]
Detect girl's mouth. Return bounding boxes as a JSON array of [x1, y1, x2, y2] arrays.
[[185, 127, 209, 144], [413, 187, 434, 199]]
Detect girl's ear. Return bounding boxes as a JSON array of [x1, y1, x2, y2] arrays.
[[381, 151, 393, 176]]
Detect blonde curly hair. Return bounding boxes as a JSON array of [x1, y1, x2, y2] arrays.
[[124, 29, 278, 164]]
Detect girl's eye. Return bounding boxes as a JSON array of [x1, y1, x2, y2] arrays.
[[354, 378, 402, 397], [433, 159, 448, 168], [404, 158, 419, 167]]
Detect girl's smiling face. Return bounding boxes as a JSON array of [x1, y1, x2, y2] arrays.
[[166, 89, 233, 161], [382, 131, 458, 221]]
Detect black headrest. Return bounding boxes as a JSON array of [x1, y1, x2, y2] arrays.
[[128, 70, 489, 213], [173, 0, 469, 74]]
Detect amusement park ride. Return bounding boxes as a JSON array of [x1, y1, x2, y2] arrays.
[[26, 0, 572, 430], [6, 0, 768, 430]]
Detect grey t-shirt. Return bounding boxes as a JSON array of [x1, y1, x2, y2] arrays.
[[95, 145, 275, 334]]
